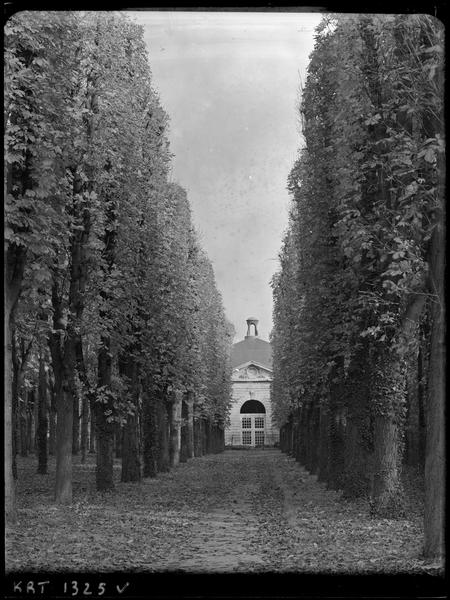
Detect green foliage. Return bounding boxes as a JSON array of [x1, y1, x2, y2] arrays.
[[272, 15, 443, 514], [272, 13, 443, 424], [5, 11, 232, 484]]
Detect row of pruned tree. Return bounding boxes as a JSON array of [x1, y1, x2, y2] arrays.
[[271, 15, 444, 559], [5, 11, 233, 522]]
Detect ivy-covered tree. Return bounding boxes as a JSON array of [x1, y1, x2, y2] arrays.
[[272, 14, 444, 558]]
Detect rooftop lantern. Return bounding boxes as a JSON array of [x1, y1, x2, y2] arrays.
[[245, 317, 259, 338]]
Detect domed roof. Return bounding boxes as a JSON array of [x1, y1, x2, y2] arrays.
[[231, 336, 272, 369], [231, 317, 272, 369]]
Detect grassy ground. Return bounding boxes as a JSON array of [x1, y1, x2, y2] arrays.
[[5, 450, 442, 574]]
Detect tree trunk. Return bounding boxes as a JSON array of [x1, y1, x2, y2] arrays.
[[96, 342, 115, 491], [208, 421, 214, 454], [312, 413, 320, 472], [342, 360, 371, 499], [11, 334, 20, 480], [180, 400, 188, 463], [290, 418, 295, 456], [308, 407, 320, 474], [303, 406, 312, 471], [200, 418, 206, 456], [80, 391, 89, 463], [37, 349, 48, 474], [292, 418, 300, 461], [342, 412, 370, 499], [49, 286, 75, 504], [326, 359, 347, 491], [186, 393, 195, 459], [96, 408, 115, 491], [54, 377, 73, 504], [317, 405, 329, 483], [169, 391, 182, 468], [26, 406, 32, 454], [115, 422, 122, 459], [212, 425, 219, 453], [33, 385, 39, 453], [20, 391, 28, 457], [11, 333, 33, 474], [20, 392, 29, 462], [404, 359, 420, 467], [370, 341, 413, 518], [279, 424, 285, 453], [290, 416, 297, 459], [293, 410, 300, 463], [157, 397, 170, 472], [26, 389, 36, 455], [48, 381, 57, 456], [298, 407, 307, 466], [72, 394, 80, 455], [73, 336, 91, 464], [142, 387, 158, 478], [5, 288, 21, 524], [28, 389, 36, 454], [89, 396, 96, 454], [121, 414, 140, 482], [218, 426, 224, 453], [311, 408, 320, 473], [417, 343, 426, 469], [194, 416, 203, 457], [281, 419, 293, 455], [204, 419, 208, 454], [121, 357, 141, 483], [371, 414, 404, 517], [7, 317, 17, 500], [53, 335, 77, 505], [12, 392, 19, 479], [424, 210, 445, 559], [327, 407, 345, 491]]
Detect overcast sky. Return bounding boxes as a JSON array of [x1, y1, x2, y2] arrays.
[[127, 10, 322, 341]]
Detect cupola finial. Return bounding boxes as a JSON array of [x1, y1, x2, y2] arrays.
[[245, 317, 259, 338]]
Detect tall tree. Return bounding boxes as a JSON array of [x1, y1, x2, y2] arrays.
[[5, 11, 78, 518], [36, 344, 48, 474], [272, 13, 444, 539]]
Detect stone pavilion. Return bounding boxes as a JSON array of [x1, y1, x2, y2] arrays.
[[225, 317, 279, 447]]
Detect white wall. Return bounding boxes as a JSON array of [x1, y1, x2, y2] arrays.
[[225, 380, 279, 446]]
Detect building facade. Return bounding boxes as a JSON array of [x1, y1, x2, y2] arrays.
[[225, 317, 279, 447]]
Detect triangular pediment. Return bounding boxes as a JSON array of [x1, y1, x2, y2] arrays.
[[232, 361, 273, 381]]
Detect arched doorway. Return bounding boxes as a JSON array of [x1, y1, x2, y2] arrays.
[[240, 400, 266, 447]]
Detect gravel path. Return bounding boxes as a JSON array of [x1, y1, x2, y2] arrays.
[[155, 450, 274, 572]]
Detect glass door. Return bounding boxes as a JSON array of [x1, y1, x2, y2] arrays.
[[241, 415, 265, 446]]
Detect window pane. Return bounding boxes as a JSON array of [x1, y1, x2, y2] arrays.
[[254, 417, 264, 429], [242, 417, 251, 429], [242, 431, 252, 445], [255, 431, 265, 446]]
